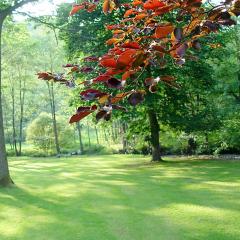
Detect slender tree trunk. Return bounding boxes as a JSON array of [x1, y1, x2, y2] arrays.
[[111, 124, 115, 143], [112, 122, 116, 142], [3, 109, 13, 151], [47, 82, 60, 155], [121, 122, 127, 153], [147, 109, 162, 162], [2, 92, 12, 150], [76, 122, 84, 153], [18, 74, 26, 156], [95, 126, 99, 144], [87, 124, 91, 148], [0, 19, 13, 186], [50, 83, 60, 155], [107, 128, 112, 144], [205, 132, 209, 154], [11, 83, 19, 156], [103, 128, 107, 143], [115, 121, 120, 141]]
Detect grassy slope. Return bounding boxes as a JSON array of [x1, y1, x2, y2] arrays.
[[0, 155, 240, 240]]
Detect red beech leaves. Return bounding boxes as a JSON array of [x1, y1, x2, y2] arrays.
[[39, 0, 239, 123], [69, 105, 97, 123]]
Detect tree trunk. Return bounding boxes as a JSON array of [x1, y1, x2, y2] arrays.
[[87, 124, 91, 148], [103, 128, 107, 143], [50, 83, 60, 155], [76, 122, 84, 153], [47, 82, 61, 155], [0, 19, 13, 186], [147, 109, 162, 162], [2, 92, 13, 150], [205, 132, 209, 154], [0, 0, 41, 186], [11, 83, 19, 156], [95, 126, 99, 144], [111, 124, 116, 143], [121, 122, 128, 153], [187, 137, 197, 155], [18, 73, 26, 156]]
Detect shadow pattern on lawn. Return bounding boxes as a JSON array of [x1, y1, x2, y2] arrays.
[[0, 155, 240, 240]]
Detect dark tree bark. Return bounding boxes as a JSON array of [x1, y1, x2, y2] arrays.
[[147, 109, 162, 162], [187, 137, 197, 155]]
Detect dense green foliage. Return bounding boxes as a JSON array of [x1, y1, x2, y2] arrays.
[[52, 3, 240, 156], [1, 4, 240, 158], [57, 3, 112, 57]]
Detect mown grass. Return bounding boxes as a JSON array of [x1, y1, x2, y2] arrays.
[[0, 155, 240, 240]]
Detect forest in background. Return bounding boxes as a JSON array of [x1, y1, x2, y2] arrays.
[[2, 3, 240, 158]]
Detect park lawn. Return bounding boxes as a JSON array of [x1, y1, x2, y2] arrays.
[[0, 155, 240, 240]]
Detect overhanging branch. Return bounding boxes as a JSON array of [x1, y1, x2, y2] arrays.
[[14, 11, 96, 41], [0, 0, 39, 20]]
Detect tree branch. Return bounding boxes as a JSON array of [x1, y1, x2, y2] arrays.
[[14, 11, 97, 41], [15, 11, 59, 29], [0, 0, 39, 20]]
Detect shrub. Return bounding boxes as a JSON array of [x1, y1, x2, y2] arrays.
[[26, 112, 75, 154]]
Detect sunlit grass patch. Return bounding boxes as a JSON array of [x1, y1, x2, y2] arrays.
[[0, 155, 240, 240]]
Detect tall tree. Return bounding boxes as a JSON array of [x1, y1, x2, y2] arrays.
[[0, 0, 38, 186], [39, 0, 238, 161], [2, 21, 47, 156], [32, 26, 67, 155], [47, 82, 61, 155]]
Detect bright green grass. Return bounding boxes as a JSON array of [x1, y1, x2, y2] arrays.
[[0, 155, 240, 240]]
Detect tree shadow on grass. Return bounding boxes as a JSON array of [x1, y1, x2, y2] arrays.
[[0, 155, 239, 240]]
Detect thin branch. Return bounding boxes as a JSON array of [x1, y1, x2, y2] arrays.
[[15, 11, 96, 41], [15, 11, 59, 29], [1, 0, 39, 20]]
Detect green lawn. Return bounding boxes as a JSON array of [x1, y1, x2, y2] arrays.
[[0, 155, 240, 240]]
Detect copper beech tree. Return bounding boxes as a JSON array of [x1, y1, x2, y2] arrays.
[[38, 0, 239, 160]]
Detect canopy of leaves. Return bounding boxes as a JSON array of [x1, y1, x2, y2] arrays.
[[39, 0, 239, 124]]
